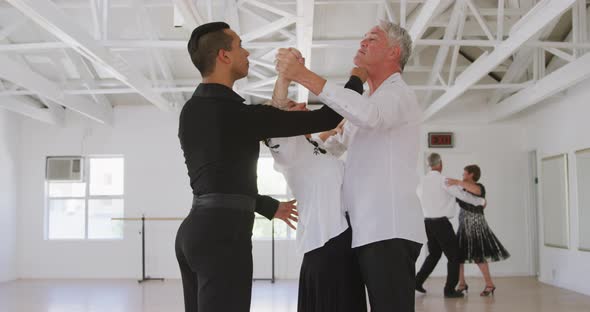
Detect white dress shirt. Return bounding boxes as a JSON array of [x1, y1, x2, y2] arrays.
[[266, 136, 348, 255], [416, 170, 486, 219], [317, 72, 427, 248]]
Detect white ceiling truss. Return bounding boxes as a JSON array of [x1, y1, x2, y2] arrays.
[[0, 0, 588, 124]]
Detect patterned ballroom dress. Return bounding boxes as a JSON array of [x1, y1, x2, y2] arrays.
[[456, 183, 510, 263]]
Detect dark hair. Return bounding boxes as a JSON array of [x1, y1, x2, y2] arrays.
[[464, 164, 481, 182], [187, 22, 233, 77]]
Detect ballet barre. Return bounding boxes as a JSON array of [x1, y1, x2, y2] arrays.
[[112, 215, 276, 283], [113, 215, 183, 283]]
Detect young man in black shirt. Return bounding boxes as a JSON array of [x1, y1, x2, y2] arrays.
[[175, 22, 365, 312]]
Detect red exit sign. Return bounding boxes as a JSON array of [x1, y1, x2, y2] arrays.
[[428, 132, 454, 148]]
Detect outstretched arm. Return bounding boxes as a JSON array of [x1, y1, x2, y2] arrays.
[[445, 184, 485, 206], [446, 178, 482, 196], [271, 55, 365, 111], [276, 48, 405, 129]]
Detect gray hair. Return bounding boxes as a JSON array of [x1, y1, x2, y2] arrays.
[[378, 20, 412, 71], [427, 153, 442, 168]]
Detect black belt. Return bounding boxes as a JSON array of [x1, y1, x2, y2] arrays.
[[424, 217, 449, 221], [192, 193, 256, 212]]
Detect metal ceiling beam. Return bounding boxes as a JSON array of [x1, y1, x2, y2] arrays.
[[0, 81, 534, 97], [408, 0, 452, 46], [487, 16, 562, 106], [7, 0, 173, 111], [5, 38, 590, 52], [491, 51, 590, 121], [423, 0, 577, 121], [64, 49, 113, 113], [0, 54, 112, 123], [422, 0, 466, 105], [172, 0, 205, 30], [134, 0, 186, 108], [0, 95, 64, 125]]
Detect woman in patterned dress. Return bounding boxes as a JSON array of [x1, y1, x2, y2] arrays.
[[447, 165, 510, 296]]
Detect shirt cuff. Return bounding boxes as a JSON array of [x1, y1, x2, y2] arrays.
[[255, 195, 279, 220], [345, 76, 364, 94]]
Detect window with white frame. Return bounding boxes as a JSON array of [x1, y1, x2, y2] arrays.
[[46, 156, 124, 240], [253, 156, 296, 240]]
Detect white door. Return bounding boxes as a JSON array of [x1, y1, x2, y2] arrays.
[[528, 150, 540, 276]]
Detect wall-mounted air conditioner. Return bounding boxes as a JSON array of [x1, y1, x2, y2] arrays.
[[46, 157, 84, 182]]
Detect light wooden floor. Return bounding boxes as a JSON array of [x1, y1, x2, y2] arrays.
[[0, 277, 589, 312]]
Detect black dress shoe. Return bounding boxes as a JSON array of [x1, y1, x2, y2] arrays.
[[415, 285, 427, 293], [444, 290, 465, 298]]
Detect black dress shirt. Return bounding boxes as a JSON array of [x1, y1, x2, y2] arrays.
[[179, 76, 364, 219]]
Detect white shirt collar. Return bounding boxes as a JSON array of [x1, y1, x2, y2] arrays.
[[386, 72, 402, 83], [369, 72, 402, 96]]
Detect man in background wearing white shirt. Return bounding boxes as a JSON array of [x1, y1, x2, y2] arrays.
[[276, 21, 426, 312], [415, 153, 486, 298]]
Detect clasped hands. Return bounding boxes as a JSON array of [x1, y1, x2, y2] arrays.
[[275, 48, 306, 82], [275, 48, 368, 83]]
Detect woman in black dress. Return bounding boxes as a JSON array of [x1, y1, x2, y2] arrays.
[[447, 165, 510, 296]]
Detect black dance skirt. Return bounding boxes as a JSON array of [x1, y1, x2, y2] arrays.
[[457, 209, 511, 263], [297, 227, 367, 312]]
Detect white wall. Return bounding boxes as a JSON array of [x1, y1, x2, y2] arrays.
[[18, 106, 189, 279], [0, 110, 20, 282], [519, 79, 590, 296], [17, 105, 533, 280], [17, 106, 299, 279]]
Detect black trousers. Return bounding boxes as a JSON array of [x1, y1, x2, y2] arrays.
[[415, 217, 460, 293], [175, 194, 256, 312], [298, 224, 367, 312], [355, 238, 422, 312]]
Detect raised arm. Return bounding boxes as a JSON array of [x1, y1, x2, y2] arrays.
[[238, 54, 346, 140], [271, 77, 292, 109], [271, 51, 297, 110], [276, 48, 409, 129], [238, 101, 343, 141]]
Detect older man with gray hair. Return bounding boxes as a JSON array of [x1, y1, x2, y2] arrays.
[[276, 21, 427, 311], [415, 153, 486, 298]]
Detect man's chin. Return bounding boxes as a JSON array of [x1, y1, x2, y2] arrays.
[[353, 56, 364, 67], [235, 71, 248, 80]]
